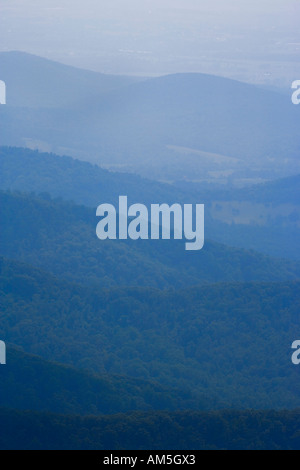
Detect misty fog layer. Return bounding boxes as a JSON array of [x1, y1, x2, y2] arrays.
[[0, 0, 299, 84]]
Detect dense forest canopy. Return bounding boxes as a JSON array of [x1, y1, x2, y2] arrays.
[[1, 190, 299, 289], [1, 408, 300, 450], [1, 146, 299, 260], [1, 256, 299, 410], [0, 143, 299, 449], [1, 348, 198, 415]]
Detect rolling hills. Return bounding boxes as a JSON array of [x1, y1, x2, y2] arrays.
[[0, 146, 299, 260], [1, 52, 299, 451], [0, 51, 141, 108], [1, 409, 300, 450], [0, 256, 299, 410], [1, 52, 299, 183], [1, 347, 197, 415], [1, 190, 300, 288]]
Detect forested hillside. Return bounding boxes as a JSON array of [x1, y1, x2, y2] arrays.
[[0, 146, 185, 207], [1, 147, 298, 260], [1, 257, 299, 409], [2, 146, 299, 206], [1, 348, 197, 414], [1, 409, 299, 450], [1, 190, 299, 288], [0, 49, 299, 451]]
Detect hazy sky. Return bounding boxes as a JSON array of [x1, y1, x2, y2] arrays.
[[0, 0, 299, 84]]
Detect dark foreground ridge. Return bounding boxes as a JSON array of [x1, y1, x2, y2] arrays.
[[0, 408, 299, 450]]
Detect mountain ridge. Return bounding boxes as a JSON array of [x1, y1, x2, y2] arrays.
[[1, 190, 299, 288], [1, 52, 299, 183], [0, 51, 142, 108], [0, 346, 198, 415], [0, 255, 299, 410], [0, 146, 299, 260]]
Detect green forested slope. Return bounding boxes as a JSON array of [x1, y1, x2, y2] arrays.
[[1, 147, 299, 260], [1, 257, 299, 409], [1, 191, 299, 288], [0, 409, 299, 450], [0, 348, 197, 414]]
